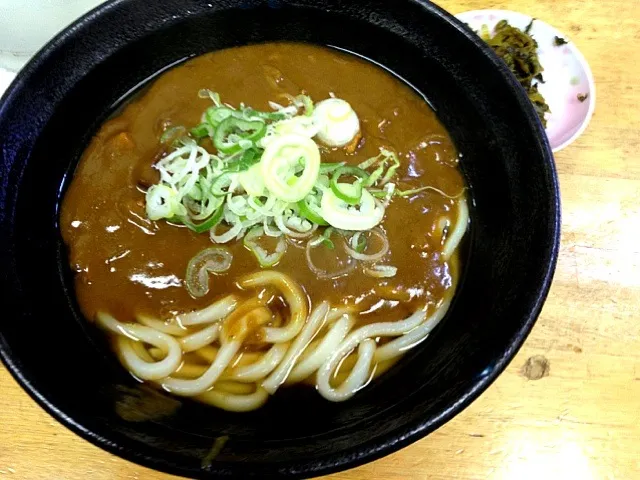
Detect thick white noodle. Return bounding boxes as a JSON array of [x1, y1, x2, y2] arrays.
[[172, 362, 208, 379], [126, 337, 155, 362], [177, 295, 238, 326], [161, 340, 241, 396], [442, 198, 469, 260], [197, 387, 269, 412], [193, 345, 218, 363], [179, 323, 221, 352], [287, 314, 354, 383], [326, 307, 354, 323], [97, 312, 182, 380], [240, 271, 307, 343], [227, 343, 289, 383], [136, 315, 188, 336], [315, 308, 426, 401], [118, 336, 171, 380], [317, 339, 376, 401], [262, 302, 329, 394], [213, 381, 254, 394], [374, 297, 452, 362]]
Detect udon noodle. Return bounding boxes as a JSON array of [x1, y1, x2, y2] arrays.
[[61, 43, 469, 411]]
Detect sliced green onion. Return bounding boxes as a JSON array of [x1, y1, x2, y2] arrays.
[[186, 184, 203, 202], [190, 122, 214, 140], [224, 148, 262, 172], [297, 195, 328, 225], [305, 234, 356, 279], [205, 106, 235, 127], [351, 232, 367, 253], [321, 227, 335, 249], [263, 218, 283, 237], [183, 191, 218, 220], [242, 107, 287, 122], [330, 166, 370, 205], [210, 221, 245, 243], [147, 90, 400, 267], [360, 148, 400, 186], [243, 226, 287, 267], [268, 115, 318, 138], [213, 117, 266, 154], [238, 163, 266, 196], [160, 126, 187, 145], [344, 228, 389, 261], [358, 153, 383, 170], [364, 264, 397, 278], [365, 161, 386, 187], [319, 162, 346, 174], [395, 185, 461, 198], [315, 174, 330, 189], [185, 247, 233, 298], [379, 148, 400, 184], [198, 89, 222, 106], [146, 185, 182, 220], [321, 184, 385, 231], [274, 212, 317, 238], [369, 183, 397, 204], [298, 95, 314, 116], [176, 136, 197, 148], [281, 94, 315, 116], [211, 173, 234, 196], [261, 134, 321, 202], [180, 203, 224, 233]]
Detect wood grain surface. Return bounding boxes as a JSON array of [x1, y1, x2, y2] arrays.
[[2, 0, 639, 478]]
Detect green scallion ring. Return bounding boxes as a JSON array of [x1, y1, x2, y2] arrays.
[[180, 203, 224, 233], [242, 107, 286, 122], [319, 162, 346, 174], [225, 148, 262, 172], [211, 172, 234, 196], [297, 196, 328, 225], [190, 123, 213, 140], [330, 166, 370, 205], [205, 106, 235, 127], [160, 125, 186, 145], [322, 227, 335, 249], [213, 117, 267, 154]]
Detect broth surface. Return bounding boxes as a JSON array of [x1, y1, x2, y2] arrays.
[[61, 43, 465, 326]]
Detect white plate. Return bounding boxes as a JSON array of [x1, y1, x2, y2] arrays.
[[0, 1, 105, 97], [456, 9, 595, 152]]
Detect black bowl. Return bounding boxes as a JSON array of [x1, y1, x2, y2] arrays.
[[0, 0, 560, 478]]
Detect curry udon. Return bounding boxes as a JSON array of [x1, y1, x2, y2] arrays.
[[60, 43, 468, 411]]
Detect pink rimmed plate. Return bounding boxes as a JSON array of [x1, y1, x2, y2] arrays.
[[456, 9, 595, 152]]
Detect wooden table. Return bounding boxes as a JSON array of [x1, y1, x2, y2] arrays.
[[2, 0, 639, 478]]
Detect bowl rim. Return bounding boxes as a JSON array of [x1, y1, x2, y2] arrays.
[[0, 0, 561, 477]]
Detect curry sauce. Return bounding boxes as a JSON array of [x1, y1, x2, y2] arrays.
[[60, 43, 465, 326]]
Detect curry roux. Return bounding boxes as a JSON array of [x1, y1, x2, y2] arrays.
[[60, 43, 466, 327]]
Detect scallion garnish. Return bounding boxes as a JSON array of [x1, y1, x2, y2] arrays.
[[330, 166, 370, 205], [147, 90, 435, 278], [213, 117, 266, 154]]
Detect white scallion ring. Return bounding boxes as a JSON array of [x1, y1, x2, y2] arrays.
[[313, 98, 360, 147], [320, 184, 384, 231], [261, 134, 321, 203]]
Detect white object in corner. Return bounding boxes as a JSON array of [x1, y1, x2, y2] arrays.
[[0, 0, 105, 96]]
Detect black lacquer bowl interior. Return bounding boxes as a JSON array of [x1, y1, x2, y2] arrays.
[[0, 0, 559, 478]]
